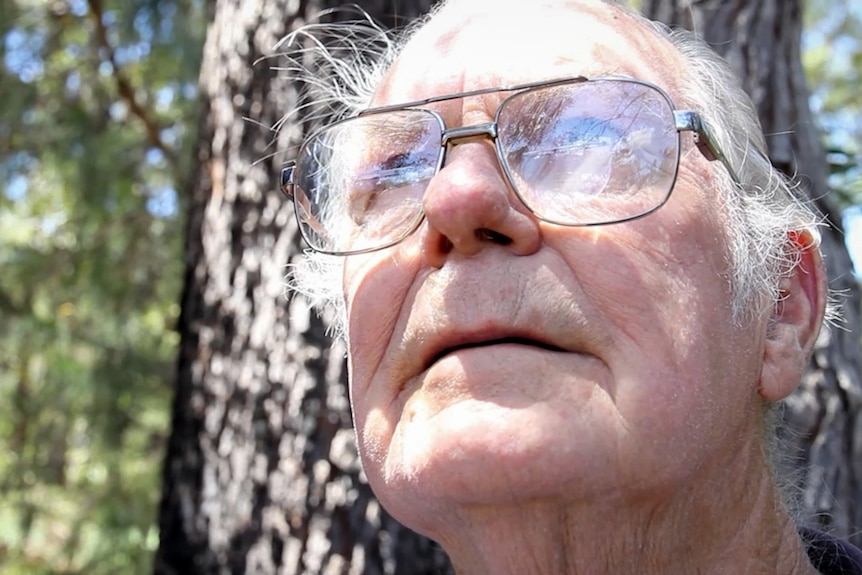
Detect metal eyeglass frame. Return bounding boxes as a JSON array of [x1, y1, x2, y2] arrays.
[[280, 75, 740, 255]]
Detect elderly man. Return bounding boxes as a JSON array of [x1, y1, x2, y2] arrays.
[[280, 0, 862, 573]]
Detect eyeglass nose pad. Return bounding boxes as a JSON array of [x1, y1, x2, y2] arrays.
[[438, 120, 534, 217], [439, 121, 512, 195]]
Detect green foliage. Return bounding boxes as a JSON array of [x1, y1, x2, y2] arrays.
[[0, 0, 858, 572], [804, 0, 862, 208], [0, 0, 204, 572]]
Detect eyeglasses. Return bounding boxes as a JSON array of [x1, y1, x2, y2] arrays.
[[280, 76, 737, 255]]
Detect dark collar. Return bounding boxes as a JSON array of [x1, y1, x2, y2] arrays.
[[800, 527, 862, 575]]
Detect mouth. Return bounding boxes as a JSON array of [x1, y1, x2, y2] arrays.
[[427, 336, 565, 369]]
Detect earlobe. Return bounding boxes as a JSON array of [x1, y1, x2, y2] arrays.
[[758, 229, 827, 402]]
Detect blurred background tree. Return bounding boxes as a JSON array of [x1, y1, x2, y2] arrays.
[[152, 2, 444, 574], [803, 0, 862, 273], [0, 0, 859, 574], [805, 0, 862, 211], [0, 0, 203, 572]]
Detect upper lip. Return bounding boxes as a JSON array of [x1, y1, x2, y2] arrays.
[[423, 328, 566, 372], [394, 253, 600, 381]]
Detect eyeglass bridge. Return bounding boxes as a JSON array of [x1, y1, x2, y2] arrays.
[[441, 123, 499, 146]]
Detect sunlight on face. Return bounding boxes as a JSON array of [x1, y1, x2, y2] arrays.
[[341, 0, 765, 539]]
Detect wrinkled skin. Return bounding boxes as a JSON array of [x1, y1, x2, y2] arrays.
[[339, 1, 826, 573]]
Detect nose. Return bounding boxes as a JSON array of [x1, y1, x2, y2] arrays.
[[419, 138, 542, 267]]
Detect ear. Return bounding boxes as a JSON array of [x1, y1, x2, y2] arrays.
[[758, 229, 827, 402]]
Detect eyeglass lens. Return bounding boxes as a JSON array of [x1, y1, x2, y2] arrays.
[[292, 79, 681, 254]]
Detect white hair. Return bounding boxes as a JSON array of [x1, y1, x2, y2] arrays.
[[278, 0, 823, 340], [641, 20, 822, 321]]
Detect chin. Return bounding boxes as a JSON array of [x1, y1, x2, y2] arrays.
[[368, 397, 622, 509]]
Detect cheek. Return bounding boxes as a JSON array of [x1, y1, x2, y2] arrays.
[[551, 208, 758, 447], [345, 253, 409, 374], [566, 214, 731, 349], [343, 246, 422, 445]]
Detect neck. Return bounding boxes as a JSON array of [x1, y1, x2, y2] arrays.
[[432, 452, 819, 575]]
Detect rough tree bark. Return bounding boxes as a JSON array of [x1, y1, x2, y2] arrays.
[[643, 0, 862, 544], [156, 0, 862, 572], [154, 1, 449, 574]]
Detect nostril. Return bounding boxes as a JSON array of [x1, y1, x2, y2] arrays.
[[475, 228, 513, 245]]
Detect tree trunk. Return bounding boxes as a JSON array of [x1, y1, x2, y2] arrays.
[[643, 0, 862, 545], [157, 0, 862, 571], [154, 1, 450, 574]]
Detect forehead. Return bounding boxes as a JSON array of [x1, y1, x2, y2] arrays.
[[373, 0, 684, 108]]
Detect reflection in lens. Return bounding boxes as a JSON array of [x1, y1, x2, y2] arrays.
[[295, 110, 441, 253], [498, 80, 679, 226]]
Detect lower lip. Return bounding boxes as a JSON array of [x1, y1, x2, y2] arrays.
[[429, 340, 564, 368]]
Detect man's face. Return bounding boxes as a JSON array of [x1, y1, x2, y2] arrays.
[[341, 1, 770, 534]]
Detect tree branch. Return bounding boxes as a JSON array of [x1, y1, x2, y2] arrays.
[[85, 0, 176, 165]]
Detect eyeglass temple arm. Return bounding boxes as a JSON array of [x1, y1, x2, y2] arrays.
[[279, 164, 333, 242], [280, 164, 296, 199], [674, 110, 740, 184]]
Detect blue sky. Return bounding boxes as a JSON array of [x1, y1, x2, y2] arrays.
[[845, 207, 862, 276]]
